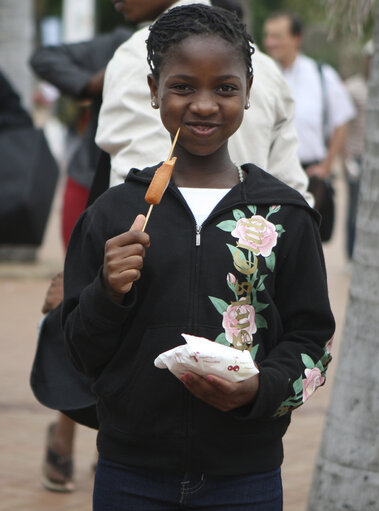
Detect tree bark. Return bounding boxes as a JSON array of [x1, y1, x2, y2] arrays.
[[0, 0, 35, 110], [307, 5, 379, 510]]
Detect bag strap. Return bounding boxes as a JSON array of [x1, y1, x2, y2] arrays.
[[316, 61, 329, 146]]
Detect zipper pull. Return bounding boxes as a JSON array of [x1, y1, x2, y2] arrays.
[[196, 225, 202, 246]]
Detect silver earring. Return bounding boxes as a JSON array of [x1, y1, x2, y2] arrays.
[[245, 101, 250, 109], [151, 99, 158, 109]]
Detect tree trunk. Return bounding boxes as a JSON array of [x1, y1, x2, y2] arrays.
[[0, 0, 35, 110], [307, 5, 379, 510]]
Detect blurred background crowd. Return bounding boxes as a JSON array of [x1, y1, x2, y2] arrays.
[[0, 0, 373, 261], [0, 0, 376, 509]]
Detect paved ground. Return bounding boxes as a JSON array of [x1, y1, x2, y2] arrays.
[[0, 171, 351, 510]]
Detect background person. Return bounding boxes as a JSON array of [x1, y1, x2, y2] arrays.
[[30, 27, 133, 250], [97, 0, 313, 205], [30, 25, 133, 493], [0, 70, 33, 131], [263, 11, 356, 240]]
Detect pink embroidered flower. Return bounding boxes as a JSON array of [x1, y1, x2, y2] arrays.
[[326, 336, 334, 354], [302, 368, 325, 403], [227, 273, 237, 285], [231, 216, 278, 257], [222, 299, 257, 348]]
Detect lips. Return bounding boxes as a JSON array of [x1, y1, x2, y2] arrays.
[[186, 122, 219, 137]]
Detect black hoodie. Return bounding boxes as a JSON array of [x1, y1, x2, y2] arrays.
[[62, 163, 335, 476]]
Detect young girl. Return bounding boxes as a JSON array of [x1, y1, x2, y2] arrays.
[[62, 5, 335, 510]]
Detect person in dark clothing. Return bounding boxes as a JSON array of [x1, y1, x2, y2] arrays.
[[0, 70, 33, 131], [30, 27, 133, 493], [30, 27, 133, 249], [62, 5, 335, 510]]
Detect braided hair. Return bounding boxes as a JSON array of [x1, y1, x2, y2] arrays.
[[146, 4, 254, 80]]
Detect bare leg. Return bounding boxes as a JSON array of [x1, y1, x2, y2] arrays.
[[41, 413, 76, 492], [49, 413, 76, 455]]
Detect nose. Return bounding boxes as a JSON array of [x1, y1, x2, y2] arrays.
[[189, 91, 219, 116]]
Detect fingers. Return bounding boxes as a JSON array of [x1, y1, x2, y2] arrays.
[[181, 372, 235, 411], [130, 214, 146, 232], [180, 372, 259, 412], [102, 215, 150, 301], [105, 252, 145, 295]]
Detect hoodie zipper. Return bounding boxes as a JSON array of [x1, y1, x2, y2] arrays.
[[195, 224, 202, 246]]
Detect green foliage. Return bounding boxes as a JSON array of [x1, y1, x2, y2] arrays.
[[35, 0, 61, 17]]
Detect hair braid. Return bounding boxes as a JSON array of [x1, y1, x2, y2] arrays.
[[146, 4, 254, 80]]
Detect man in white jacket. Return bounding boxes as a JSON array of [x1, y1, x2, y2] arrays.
[[97, 0, 312, 204]]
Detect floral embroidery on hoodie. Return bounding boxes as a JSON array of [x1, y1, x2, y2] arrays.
[[209, 205, 285, 358], [274, 336, 333, 417]]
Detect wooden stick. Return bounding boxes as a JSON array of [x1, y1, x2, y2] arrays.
[[167, 127, 180, 159], [142, 204, 153, 232], [141, 127, 180, 232]]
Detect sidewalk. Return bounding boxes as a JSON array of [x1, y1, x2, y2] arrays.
[[0, 173, 351, 511]]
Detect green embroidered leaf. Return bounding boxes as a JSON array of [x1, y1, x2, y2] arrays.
[[247, 205, 257, 215], [250, 344, 259, 359], [255, 314, 268, 329], [217, 220, 237, 232], [208, 296, 229, 315], [227, 244, 249, 268], [254, 301, 269, 313], [215, 332, 230, 346], [256, 274, 268, 292], [316, 360, 325, 372], [265, 252, 276, 272], [292, 375, 303, 395], [276, 224, 286, 237], [301, 353, 316, 369], [268, 205, 281, 216], [279, 396, 303, 408], [266, 206, 280, 219], [233, 209, 246, 220], [226, 243, 239, 256]]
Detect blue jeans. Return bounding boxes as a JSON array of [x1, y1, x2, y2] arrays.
[[93, 456, 283, 510]]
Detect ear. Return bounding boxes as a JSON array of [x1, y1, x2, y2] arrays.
[[147, 73, 159, 109], [245, 76, 253, 109]]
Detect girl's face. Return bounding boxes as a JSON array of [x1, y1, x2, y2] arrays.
[[148, 35, 252, 158]]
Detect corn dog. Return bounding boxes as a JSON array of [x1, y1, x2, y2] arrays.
[[142, 128, 180, 232], [144, 157, 177, 205]]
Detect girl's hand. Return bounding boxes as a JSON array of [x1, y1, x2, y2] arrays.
[[180, 371, 260, 412], [102, 214, 150, 303]]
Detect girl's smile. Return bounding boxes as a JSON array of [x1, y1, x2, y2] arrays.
[[149, 35, 252, 162]]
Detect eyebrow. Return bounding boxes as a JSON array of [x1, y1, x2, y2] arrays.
[[169, 74, 242, 81]]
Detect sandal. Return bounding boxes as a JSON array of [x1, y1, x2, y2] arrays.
[[41, 423, 75, 492]]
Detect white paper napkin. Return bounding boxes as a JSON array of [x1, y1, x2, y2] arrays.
[[154, 333, 259, 383]]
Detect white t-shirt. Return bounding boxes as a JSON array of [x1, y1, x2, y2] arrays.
[[96, 0, 313, 205], [179, 187, 230, 226], [282, 54, 356, 163]]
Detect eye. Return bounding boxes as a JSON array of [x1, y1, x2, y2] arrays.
[[171, 83, 193, 93], [217, 84, 239, 94]]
